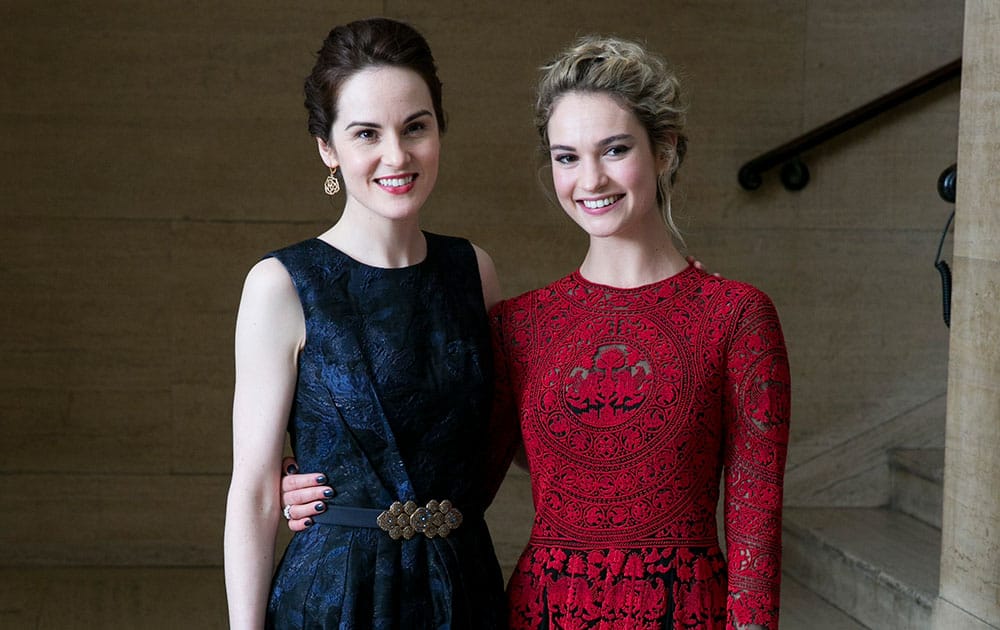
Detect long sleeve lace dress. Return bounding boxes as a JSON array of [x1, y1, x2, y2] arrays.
[[493, 265, 790, 630]]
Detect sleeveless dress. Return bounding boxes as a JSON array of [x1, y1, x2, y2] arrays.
[[264, 233, 507, 629], [492, 266, 790, 630]]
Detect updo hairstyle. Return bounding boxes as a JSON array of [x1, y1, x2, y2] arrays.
[[304, 17, 447, 142], [534, 35, 688, 237]]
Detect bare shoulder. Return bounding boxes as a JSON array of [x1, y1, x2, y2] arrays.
[[470, 242, 502, 311], [238, 258, 301, 316], [242, 257, 296, 298], [236, 258, 304, 350], [470, 242, 496, 273]]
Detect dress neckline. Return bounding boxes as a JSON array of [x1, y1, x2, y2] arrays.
[[570, 262, 698, 293], [560, 263, 705, 312], [313, 232, 431, 271]]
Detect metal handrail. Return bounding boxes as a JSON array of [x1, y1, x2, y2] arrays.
[[738, 58, 962, 191]]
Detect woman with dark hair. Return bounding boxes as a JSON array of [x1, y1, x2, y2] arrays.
[[223, 18, 508, 629]]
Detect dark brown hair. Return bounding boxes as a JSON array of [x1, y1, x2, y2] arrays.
[[304, 18, 447, 142]]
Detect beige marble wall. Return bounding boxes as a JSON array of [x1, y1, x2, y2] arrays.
[[932, 1, 1000, 627], [0, 0, 964, 569]]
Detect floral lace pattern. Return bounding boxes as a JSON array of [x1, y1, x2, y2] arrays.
[[493, 266, 790, 629], [508, 545, 728, 628]]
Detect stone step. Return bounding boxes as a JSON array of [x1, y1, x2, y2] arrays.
[[780, 573, 868, 630], [890, 448, 944, 530], [783, 507, 940, 630]]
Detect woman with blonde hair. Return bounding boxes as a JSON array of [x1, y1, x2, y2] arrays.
[[493, 35, 789, 629]]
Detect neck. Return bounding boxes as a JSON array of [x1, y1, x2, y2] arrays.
[[320, 204, 425, 268], [579, 219, 687, 289]]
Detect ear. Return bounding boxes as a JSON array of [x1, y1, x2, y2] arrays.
[[316, 137, 339, 170]]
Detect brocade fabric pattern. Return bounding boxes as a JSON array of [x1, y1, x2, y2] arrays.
[[492, 265, 790, 630], [264, 234, 506, 629]]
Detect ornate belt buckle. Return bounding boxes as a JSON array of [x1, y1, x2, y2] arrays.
[[376, 499, 464, 540]]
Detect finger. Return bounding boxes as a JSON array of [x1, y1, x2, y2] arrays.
[[282, 486, 335, 507], [285, 500, 328, 523], [283, 500, 316, 533], [281, 456, 300, 476], [280, 472, 329, 492]]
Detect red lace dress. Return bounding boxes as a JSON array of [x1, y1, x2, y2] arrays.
[[491, 265, 790, 630]]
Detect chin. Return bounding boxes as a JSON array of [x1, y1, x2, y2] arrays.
[[379, 196, 430, 221], [571, 216, 627, 239]]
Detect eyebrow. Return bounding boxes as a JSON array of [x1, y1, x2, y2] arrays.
[[344, 110, 433, 130], [549, 133, 635, 152]]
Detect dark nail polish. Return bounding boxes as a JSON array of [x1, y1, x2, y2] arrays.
[[314, 502, 326, 512], [323, 489, 335, 498], [304, 519, 314, 527], [286, 463, 299, 475], [316, 475, 327, 484]]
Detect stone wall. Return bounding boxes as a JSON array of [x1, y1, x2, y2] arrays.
[[0, 0, 964, 569]]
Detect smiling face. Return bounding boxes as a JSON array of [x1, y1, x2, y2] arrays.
[[547, 91, 665, 240], [318, 65, 440, 224]]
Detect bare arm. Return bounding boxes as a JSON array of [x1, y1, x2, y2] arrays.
[[472, 243, 502, 311], [224, 258, 304, 629]]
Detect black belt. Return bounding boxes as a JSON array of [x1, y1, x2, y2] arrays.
[[313, 505, 383, 528], [313, 499, 464, 541]]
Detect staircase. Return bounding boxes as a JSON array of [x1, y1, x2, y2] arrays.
[[782, 448, 944, 630]]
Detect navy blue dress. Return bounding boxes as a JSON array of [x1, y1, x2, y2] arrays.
[[264, 233, 507, 629]]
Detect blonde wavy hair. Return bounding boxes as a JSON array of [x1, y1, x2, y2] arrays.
[[535, 35, 688, 240]]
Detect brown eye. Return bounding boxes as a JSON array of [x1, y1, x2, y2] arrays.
[[404, 122, 427, 135]]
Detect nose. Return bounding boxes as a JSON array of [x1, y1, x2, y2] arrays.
[[382, 134, 408, 167], [580, 157, 606, 191]]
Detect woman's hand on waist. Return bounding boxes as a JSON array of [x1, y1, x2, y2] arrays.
[[280, 456, 334, 532]]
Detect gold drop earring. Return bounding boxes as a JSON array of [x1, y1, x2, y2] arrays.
[[324, 167, 341, 195]]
